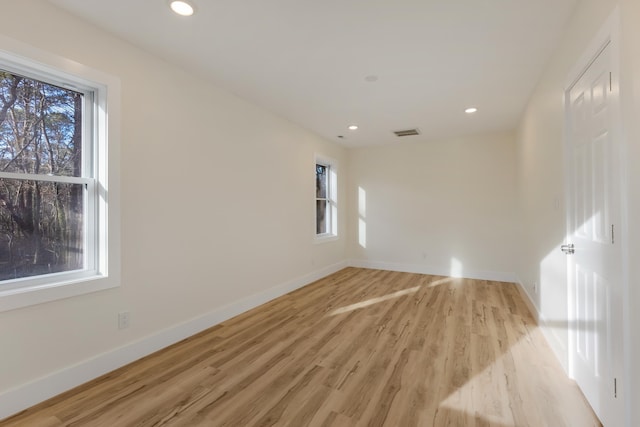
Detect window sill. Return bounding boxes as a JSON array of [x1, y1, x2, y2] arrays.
[[0, 274, 118, 313], [314, 234, 339, 244]]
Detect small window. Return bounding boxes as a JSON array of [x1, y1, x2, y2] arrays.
[[316, 164, 329, 234], [315, 157, 337, 239], [0, 48, 119, 312]]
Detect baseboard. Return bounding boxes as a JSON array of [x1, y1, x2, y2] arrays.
[[0, 260, 349, 421], [514, 276, 568, 373], [349, 259, 517, 283]]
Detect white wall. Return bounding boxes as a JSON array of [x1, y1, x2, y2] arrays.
[[516, 0, 640, 423], [0, 0, 347, 417], [348, 132, 518, 281]]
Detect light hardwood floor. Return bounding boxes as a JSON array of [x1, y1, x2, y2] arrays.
[[0, 268, 601, 426]]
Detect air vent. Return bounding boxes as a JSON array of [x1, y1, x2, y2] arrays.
[[393, 128, 420, 137]]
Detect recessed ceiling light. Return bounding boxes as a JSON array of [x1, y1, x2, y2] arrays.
[[465, 107, 478, 114], [348, 125, 359, 130], [170, 1, 194, 16]]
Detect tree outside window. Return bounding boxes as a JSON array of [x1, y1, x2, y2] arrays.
[[0, 69, 88, 282]]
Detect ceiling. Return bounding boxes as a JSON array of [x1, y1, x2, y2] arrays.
[[49, 0, 578, 147]]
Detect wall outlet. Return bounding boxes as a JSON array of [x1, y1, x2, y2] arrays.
[[118, 311, 130, 330]]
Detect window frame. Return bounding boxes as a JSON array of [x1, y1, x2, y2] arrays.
[[314, 154, 338, 243], [0, 39, 120, 312]]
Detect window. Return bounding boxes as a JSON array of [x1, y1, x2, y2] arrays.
[[0, 69, 91, 281], [316, 164, 329, 234], [0, 46, 119, 312], [315, 157, 337, 239]]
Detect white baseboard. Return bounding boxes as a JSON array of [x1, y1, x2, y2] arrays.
[[349, 259, 517, 283], [0, 260, 349, 421], [513, 277, 568, 373]]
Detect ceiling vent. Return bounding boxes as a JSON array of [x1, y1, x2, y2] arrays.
[[393, 128, 420, 137]]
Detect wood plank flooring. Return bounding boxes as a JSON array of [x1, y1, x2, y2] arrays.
[[0, 268, 601, 426]]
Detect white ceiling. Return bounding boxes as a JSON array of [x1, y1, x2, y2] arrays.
[[49, 0, 578, 147]]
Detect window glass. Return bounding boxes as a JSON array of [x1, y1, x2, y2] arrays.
[[316, 164, 327, 198], [315, 163, 330, 235], [316, 199, 327, 234], [0, 70, 83, 177], [0, 68, 91, 284], [0, 179, 84, 281]]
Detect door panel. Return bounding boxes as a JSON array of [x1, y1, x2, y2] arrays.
[[566, 42, 621, 425]]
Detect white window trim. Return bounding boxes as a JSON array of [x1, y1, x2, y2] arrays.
[[314, 154, 338, 243], [0, 36, 120, 313]]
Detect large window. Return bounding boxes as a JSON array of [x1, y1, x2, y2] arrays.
[[315, 157, 337, 239], [0, 69, 90, 281], [0, 47, 119, 312]]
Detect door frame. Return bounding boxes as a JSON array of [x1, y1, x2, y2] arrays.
[[562, 6, 628, 426]]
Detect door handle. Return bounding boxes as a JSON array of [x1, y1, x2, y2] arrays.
[[561, 244, 575, 254]]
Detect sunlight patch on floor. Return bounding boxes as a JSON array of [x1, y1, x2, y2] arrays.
[[426, 277, 457, 288], [329, 286, 420, 316], [435, 330, 569, 427], [329, 277, 456, 316], [438, 339, 520, 427]]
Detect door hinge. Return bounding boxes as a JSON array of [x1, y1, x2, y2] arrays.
[[612, 224, 615, 244], [614, 377, 618, 398]]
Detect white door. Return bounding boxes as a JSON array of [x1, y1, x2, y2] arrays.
[[565, 42, 622, 425]]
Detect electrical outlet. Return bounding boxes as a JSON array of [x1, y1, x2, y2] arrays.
[[118, 311, 130, 330]]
